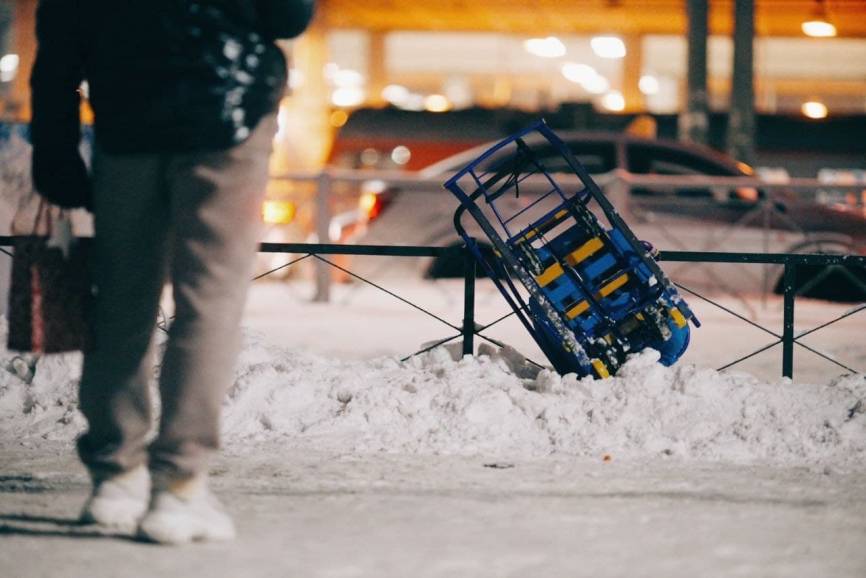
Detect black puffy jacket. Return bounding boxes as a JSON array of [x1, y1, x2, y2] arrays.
[[30, 0, 315, 209]]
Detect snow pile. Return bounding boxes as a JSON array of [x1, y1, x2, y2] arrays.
[[0, 325, 864, 468], [0, 348, 84, 441]]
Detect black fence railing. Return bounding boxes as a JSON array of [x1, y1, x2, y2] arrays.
[[657, 251, 866, 378], [255, 242, 865, 379], [2, 236, 864, 380]]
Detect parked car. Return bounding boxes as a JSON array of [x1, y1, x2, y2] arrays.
[[335, 131, 866, 301]]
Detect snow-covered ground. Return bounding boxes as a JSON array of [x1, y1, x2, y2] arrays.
[[0, 278, 864, 576]]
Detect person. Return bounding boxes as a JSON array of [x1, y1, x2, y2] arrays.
[[29, 0, 315, 544]]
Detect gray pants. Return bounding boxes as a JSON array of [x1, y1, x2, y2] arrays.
[[77, 115, 275, 481]]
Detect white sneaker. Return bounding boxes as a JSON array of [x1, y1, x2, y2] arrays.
[[80, 465, 150, 532], [137, 476, 236, 545]]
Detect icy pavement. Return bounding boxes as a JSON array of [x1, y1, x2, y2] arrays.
[[1, 444, 865, 578], [0, 308, 864, 576]]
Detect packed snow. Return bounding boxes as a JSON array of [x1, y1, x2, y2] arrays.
[[1, 318, 863, 470]]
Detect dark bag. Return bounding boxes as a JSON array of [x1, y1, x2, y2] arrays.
[[7, 203, 91, 353]]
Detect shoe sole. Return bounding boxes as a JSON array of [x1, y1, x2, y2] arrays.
[[137, 512, 236, 545], [80, 497, 148, 533]]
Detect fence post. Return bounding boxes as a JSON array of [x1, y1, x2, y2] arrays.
[[782, 261, 796, 379], [313, 172, 332, 303], [462, 244, 477, 357]]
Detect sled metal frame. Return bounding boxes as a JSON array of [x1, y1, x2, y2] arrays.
[[443, 120, 698, 376]]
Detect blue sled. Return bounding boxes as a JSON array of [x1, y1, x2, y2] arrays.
[[445, 120, 699, 379]]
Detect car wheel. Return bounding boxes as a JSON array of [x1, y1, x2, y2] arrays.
[[773, 240, 866, 302]]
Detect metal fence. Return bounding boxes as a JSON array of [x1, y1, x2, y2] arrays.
[[0, 234, 863, 379], [255, 241, 865, 380]]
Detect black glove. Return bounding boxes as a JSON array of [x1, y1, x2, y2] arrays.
[[32, 148, 93, 211]]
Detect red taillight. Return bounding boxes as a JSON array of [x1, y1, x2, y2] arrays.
[[359, 192, 388, 222]]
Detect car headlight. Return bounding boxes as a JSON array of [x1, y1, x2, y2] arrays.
[[262, 200, 296, 225]]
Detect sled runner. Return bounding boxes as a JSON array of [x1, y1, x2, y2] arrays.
[[445, 120, 699, 378]]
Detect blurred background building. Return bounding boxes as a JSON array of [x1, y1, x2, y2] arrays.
[[1, 0, 865, 175]]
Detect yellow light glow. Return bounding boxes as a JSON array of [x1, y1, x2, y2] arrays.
[[359, 192, 378, 214], [424, 94, 451, 113], [262, 200, 296, 225], [736, 161, 755, 176], [801, 101, 828, 119], [330, 109, 349, 128], [801, 19, 837, 37]]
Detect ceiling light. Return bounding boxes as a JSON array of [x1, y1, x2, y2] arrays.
[[802, 1, 837, 37], [591, 36, 626, 59], [801, 101, 828, 119], [583, 75, 610, 95], [561, 63, 610, 94], [561, 63, 597, 85], [802, 20, 837, 37], [524, 36, 567, 58]]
